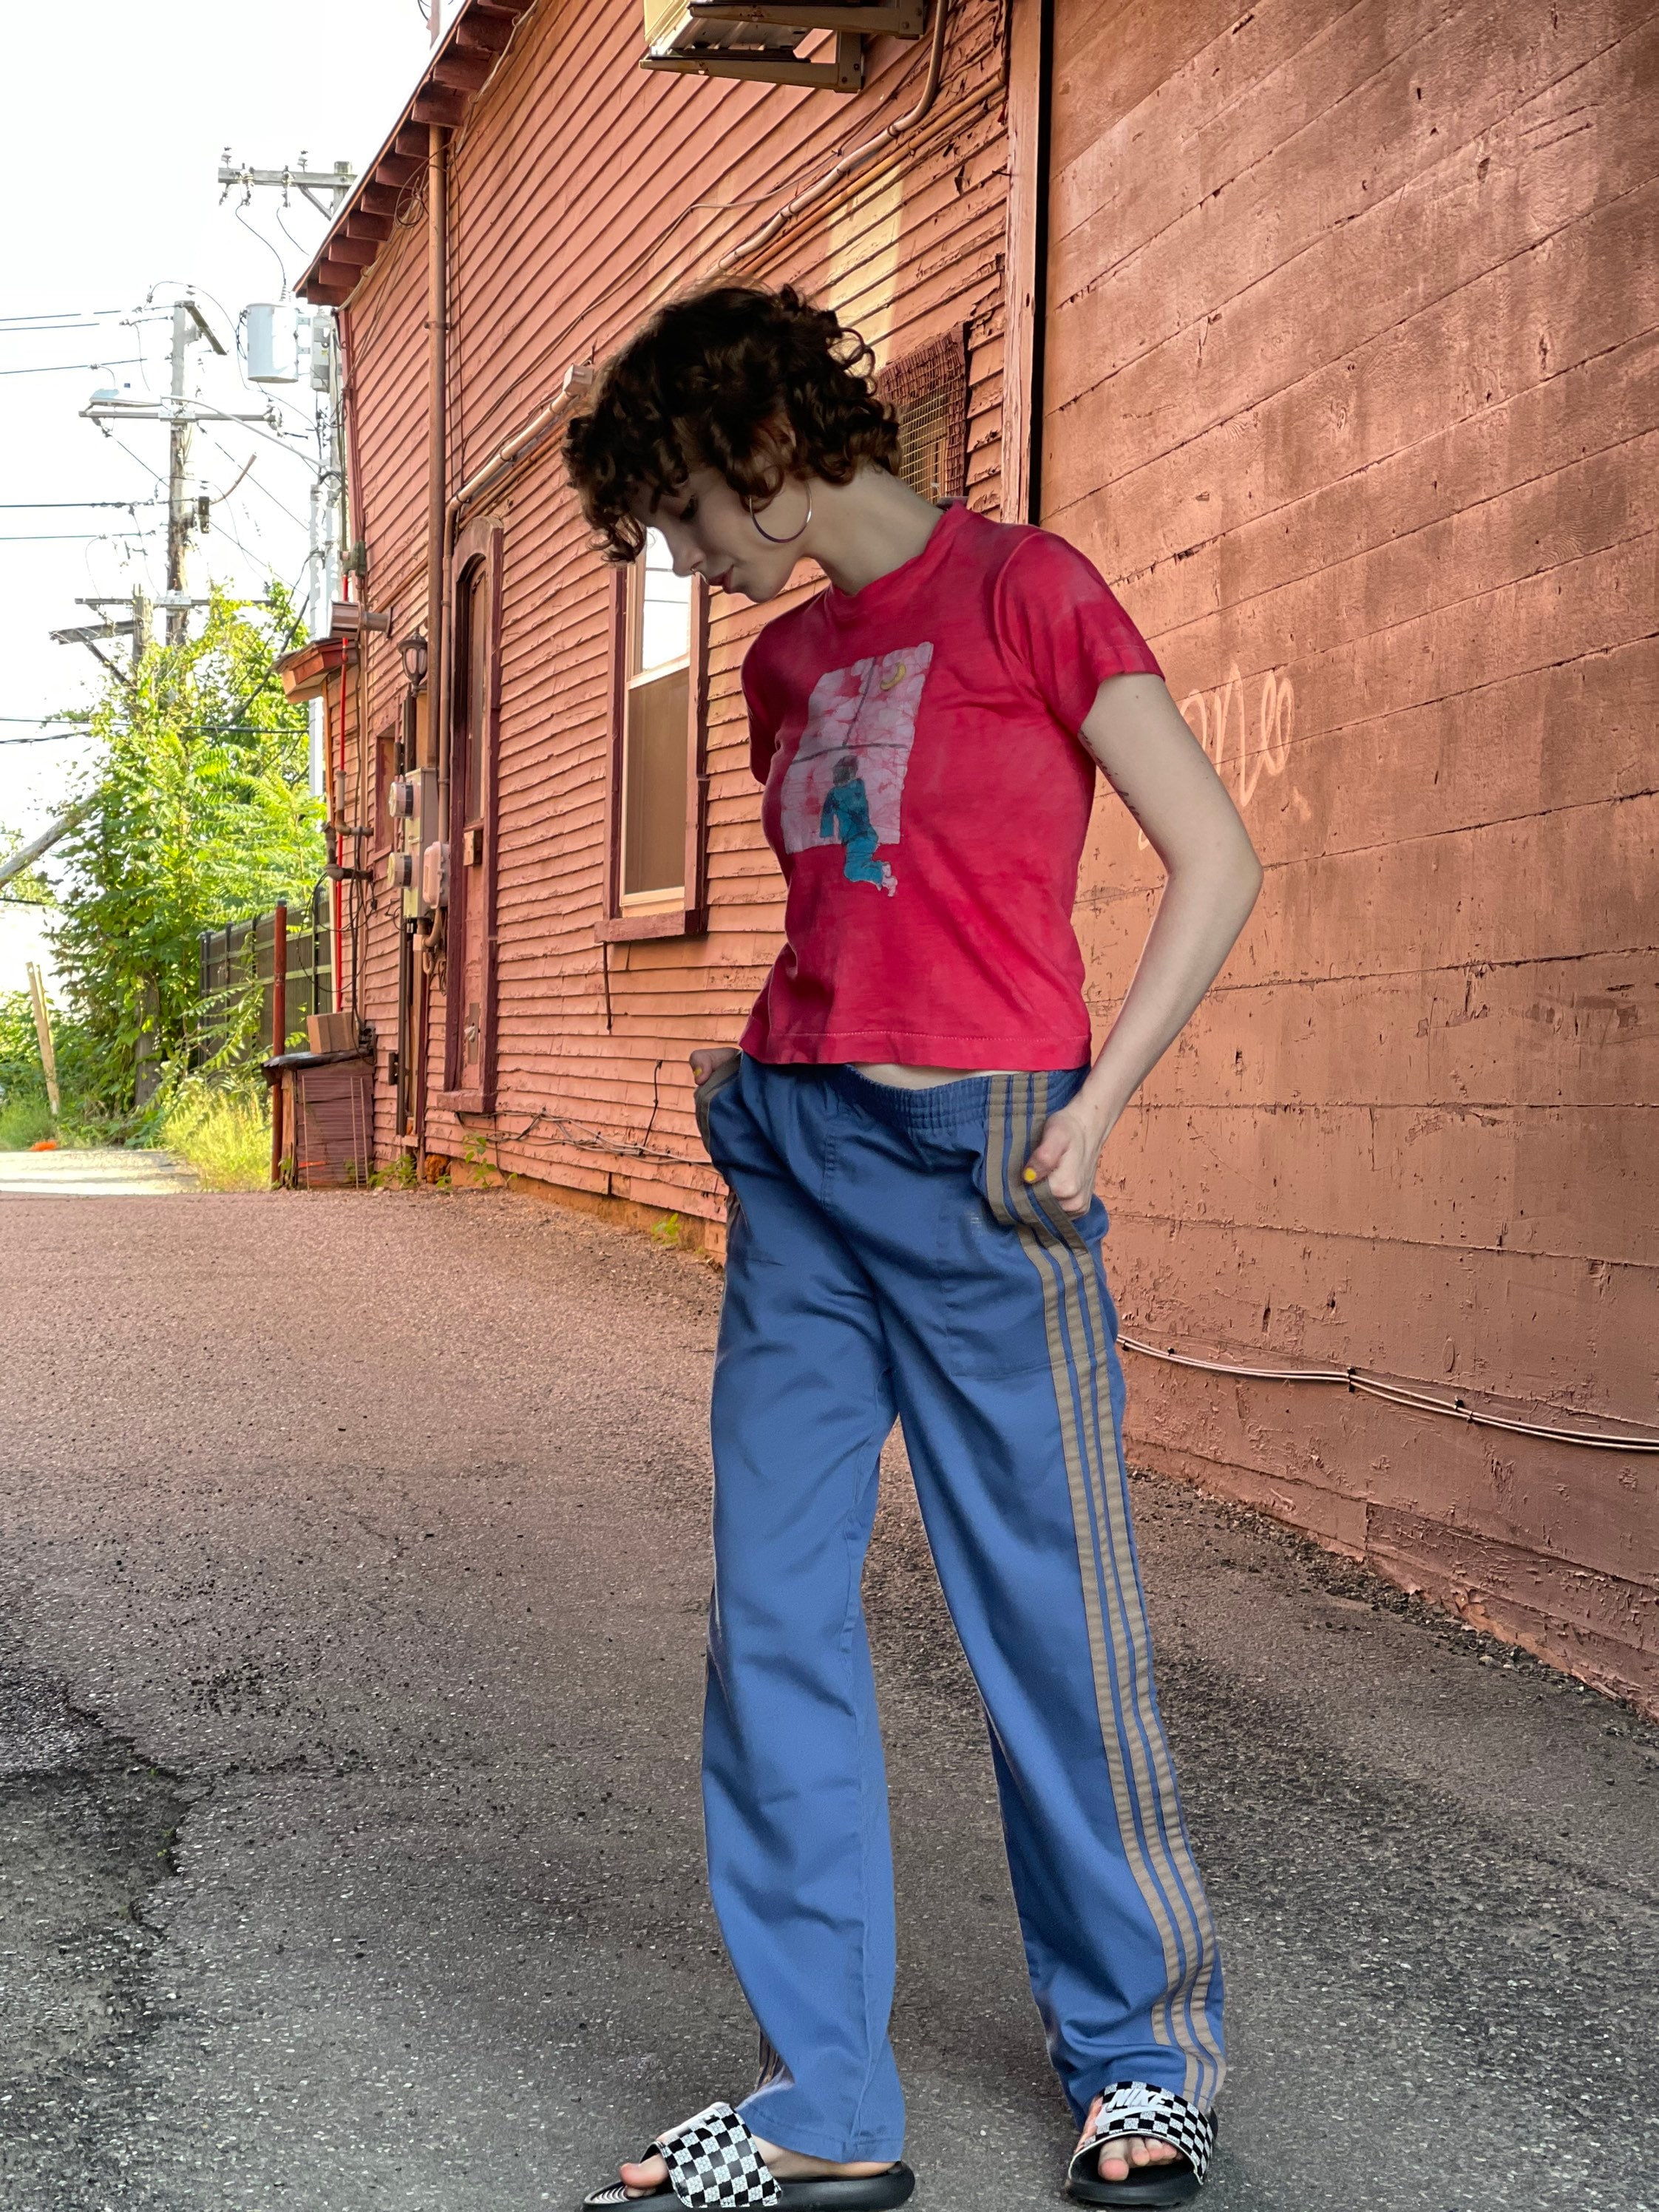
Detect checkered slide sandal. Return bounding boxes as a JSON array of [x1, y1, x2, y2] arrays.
[[1065, 2082, 1218, 2206], [581, 2100, 915, 2211]]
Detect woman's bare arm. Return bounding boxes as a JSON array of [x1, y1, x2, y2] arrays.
[[1022, 673, 1263, 1213]]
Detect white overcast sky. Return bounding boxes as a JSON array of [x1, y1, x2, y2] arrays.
[[1, 1, 449, 989]]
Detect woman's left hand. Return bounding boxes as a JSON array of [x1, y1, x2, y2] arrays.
[[1022, 1099, 1112, 1217]]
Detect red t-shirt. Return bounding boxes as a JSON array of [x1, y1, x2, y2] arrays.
[[738, 501, 1161, 1069]]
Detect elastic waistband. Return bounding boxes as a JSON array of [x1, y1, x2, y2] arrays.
[[745, 1058, 1090, 1137]]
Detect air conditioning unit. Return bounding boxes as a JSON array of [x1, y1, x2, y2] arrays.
[[642, 2, 924, 94]]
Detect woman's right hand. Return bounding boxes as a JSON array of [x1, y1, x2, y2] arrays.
[[690, 1045, 741, 1087]]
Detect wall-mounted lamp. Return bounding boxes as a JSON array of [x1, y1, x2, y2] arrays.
[[398, 628, 429, 685]]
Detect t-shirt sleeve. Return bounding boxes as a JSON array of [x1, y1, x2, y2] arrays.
[[993, 529, 1161, 733], [741, 643, 782, 786]]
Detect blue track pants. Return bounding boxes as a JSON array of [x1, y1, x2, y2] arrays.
[[696, 1055, 1225, 2164]]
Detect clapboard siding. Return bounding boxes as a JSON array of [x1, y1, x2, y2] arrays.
[[336, 0, 1014, 1216]]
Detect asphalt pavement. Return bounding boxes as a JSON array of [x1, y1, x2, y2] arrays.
[[1, 1185, 1654, 2212]]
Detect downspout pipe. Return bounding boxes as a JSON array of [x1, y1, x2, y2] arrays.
[[269, 900, 288, 1187], [425, 121, 449, 787], [416, 120, 449, 1161]]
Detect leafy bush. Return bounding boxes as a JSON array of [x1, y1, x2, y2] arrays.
[[0, 988, 48, 1110]]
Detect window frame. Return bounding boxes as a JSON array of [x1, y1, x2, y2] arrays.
[[370, 723, 398, 859], [435, 515, 503, 1113], [596, 552, 709, 944], [875, 325, 970, 505]]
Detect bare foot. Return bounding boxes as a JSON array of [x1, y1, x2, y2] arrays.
[[1076, 2092, 1181, 2185], [621, 2132, 893, 2199]]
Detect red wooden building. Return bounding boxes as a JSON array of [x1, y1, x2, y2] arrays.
[[291, 1, 1658, 1710]]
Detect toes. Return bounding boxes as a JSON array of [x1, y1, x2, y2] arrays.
[[1127, 2137, 1178, 2165], [1092, 2133, 1180, 2179], [618, 2152, 668, 2198]]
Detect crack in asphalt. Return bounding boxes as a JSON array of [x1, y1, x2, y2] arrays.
[[0, 1655, 197, 2211]]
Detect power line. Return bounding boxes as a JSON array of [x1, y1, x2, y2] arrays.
[[0, 500, 164, 511], [0, 358, 144, 378], [0, 308, 130, 326], [2, 726, 300, 745], [104, 432, 169, 486], [0, 530, 163, 543], [204, 434, 308, 529]]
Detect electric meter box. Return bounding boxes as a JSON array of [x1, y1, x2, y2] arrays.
[[391, 767, 441, 920], [308, 306, 336, 393]]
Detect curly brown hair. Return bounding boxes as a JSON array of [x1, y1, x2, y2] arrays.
[[562, 283, 899, 561]]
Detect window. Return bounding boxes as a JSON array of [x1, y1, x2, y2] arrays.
[[876, 326, 969, 504], [438, 520, 502, 1110], [372, 726, 397, 857], [625, 533, 691, 903], [600, 529, 708, 940], [463, 562, 489, 833]]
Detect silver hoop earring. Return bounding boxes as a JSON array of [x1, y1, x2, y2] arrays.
[[746, 488, 812, 546]]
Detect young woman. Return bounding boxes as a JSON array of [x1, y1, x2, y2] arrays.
[[564, 285, 1261, 2212]]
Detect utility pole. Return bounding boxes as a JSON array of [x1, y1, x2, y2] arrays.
[[27, 964, 61, 1119], [80, 301, 267, 648], [217, 152, 356, 220], [211, 159, 355, 641], [0, 801, 93, 894], [164, 302, 225, 643], [55, 592, 171, 681], [49, 612, 138, 687], [166, 304, 192, 645]]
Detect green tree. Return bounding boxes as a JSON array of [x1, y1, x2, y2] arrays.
[[49, 587, 323, 1118]]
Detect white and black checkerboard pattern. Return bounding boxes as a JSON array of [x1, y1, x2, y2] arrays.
[[655, 2103, 781, 2209], [1085, 2082, 1217, 2186]]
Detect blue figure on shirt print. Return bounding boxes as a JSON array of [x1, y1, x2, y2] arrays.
[[819, 756, 890, 893], [778, 642, 934, 895]]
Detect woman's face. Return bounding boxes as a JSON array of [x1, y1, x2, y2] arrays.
[[637, 465, 810, 604]]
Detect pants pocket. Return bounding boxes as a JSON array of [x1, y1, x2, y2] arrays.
[[934, 1139, 1112, 1380], [693, 1055, 742, 1160]]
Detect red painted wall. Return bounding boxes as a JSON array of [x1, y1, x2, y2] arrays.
[[1041, 0, 1658, 1708]]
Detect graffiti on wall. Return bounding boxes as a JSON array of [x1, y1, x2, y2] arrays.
[[1181, 664, 1296, 810], [1124, 665, 1300, 849]]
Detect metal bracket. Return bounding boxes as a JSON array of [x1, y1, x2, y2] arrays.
[[688, 1, 924, 30], [642, 30, 864, 89]]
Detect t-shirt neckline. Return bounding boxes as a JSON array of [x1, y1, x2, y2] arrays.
[[819, 498, 968, 626]]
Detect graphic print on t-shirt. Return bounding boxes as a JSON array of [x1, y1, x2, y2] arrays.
[[778, 642, 933, 894]]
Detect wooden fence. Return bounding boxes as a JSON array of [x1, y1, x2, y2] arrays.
[[196, 889, 331, 1066]]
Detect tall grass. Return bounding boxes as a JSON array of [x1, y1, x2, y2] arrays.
[[154, 1078, 271, 1192], [0, 1094, 58, 1150]]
